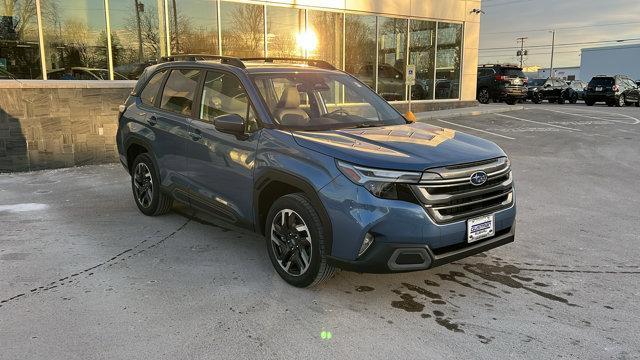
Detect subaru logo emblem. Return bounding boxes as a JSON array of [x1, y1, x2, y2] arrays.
[[469, 171, 488, 186]]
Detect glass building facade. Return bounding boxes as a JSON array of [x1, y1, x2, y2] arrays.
[[0, 0, 464, 100]]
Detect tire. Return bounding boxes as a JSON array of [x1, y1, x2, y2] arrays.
[[607, 101, 615, 107], [557, 97, 565, 105], [131, 153, 173, 216], [569, 94, 578, 104], [505, 98, 517, 105], [532, 94, 542, 104], [585, 99, 595, 106], [477, 88, 491, 104], [265, 193, 337, 288], [635, 101, 640, 107], [616, 95, 625, 107]]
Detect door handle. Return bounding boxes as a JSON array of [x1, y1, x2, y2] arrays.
[[190, 128, 202, 141], [148, 116, 157, 126]]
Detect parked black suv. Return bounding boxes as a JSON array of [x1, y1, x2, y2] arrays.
[[584, 75, 640, 107], [476, 64, 527, 105], [531, 77, 577, 104]]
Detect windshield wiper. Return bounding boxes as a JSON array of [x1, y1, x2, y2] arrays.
[[349, 122, 383, 129]]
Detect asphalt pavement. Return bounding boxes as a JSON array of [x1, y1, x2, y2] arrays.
[[1, 103, 639, 359]]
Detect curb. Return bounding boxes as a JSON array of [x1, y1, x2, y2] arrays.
[[415, 105, 525, 121]]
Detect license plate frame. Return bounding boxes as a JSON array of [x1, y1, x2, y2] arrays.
[[467, 214, 495, 243]]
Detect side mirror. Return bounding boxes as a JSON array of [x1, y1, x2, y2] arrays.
[[405, 111, 417, 123], [215, 113, 245, 135]]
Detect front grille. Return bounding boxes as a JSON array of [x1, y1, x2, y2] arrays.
[[411, 157, 514, 224]]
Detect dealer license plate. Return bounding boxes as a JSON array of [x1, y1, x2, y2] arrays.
[[467, 214, 495, 243]]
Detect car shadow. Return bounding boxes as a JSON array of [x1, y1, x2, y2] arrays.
[[0, 107, 29, 172]]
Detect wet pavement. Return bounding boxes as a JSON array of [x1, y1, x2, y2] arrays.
[[1, 103, 639, 359]]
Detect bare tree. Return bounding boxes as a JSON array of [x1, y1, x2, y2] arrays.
[[222, 4, 264, 57]]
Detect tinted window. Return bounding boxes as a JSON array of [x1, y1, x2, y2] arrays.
[[500, 68, 525, 77], [529, 79, 545, 86], [140, 70, 167, 106], [589, 77, 614, 86], [200, 71, 258, 132], [161, 69, 202, 116]]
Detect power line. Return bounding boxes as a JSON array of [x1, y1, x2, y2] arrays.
[[479, 37, 640, 51], [483, 21, 640, 35], [482, 0, 533, 8]]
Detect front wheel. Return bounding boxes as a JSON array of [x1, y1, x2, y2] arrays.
[[616, 95, 625, 107], [265, 193, 337, 287], [131, 153, 173, 216]]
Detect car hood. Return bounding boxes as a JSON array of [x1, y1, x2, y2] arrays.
[[291, 122, 506, 172]]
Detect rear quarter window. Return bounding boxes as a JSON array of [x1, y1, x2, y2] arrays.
[[140, 70, 167, 106]]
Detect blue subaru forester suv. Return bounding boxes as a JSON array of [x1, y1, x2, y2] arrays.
[[116, 55, 516, 287]]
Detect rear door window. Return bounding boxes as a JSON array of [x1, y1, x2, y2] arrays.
[[140, 70, 167, 106], [160, 69, 202, 116]]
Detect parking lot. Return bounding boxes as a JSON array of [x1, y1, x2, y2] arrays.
[[1, 103, 639, 359]]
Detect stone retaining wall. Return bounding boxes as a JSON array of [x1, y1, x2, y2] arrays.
[[0, 81, 135, 172]]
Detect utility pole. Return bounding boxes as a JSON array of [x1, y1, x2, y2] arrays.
[[516, 37, 528, 67], [549, 30, 556, 77]]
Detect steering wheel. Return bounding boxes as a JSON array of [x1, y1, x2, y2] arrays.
[[325, 108, 351, 117]]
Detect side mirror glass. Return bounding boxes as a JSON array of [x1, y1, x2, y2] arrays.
[[215, 113, 245, 135]]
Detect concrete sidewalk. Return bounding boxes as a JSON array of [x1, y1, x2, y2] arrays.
[[415, 103, 524, 121]]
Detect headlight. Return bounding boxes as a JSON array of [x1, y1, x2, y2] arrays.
[[336, 160, 423, 199]]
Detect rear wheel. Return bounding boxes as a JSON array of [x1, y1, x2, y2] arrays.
[[557, 97, 565, 105], [585, 99, 595, 106], [477, 88, 490, 104], [569, 93, 578, 104], [635, 101, 640, 107], [131, 153, 173, 216], [265, 193, 336, 287], [505, 98, 517, 105]]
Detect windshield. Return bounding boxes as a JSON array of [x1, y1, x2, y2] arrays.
[[250, 72, 405, 131], [529, 79, 546, 86]]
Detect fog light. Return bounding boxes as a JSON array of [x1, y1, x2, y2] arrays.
[[358, 233, 375, 257]]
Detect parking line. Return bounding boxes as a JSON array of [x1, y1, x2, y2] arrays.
[[495, 113, 582, 131], [437, 119, 516, 140], [535, 108, 640, 125]]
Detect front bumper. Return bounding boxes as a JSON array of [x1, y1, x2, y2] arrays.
[[328, 225, 515, 273], [318, 174, 516, 273]]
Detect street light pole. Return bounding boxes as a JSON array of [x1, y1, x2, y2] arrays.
[[549, 30, 556, 77]]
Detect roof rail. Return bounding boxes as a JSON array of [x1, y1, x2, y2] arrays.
[[160, 54, 245, 69], [241, 57, 336, 70]]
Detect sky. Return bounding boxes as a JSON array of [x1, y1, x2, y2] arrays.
[[479, 0, 640, 69]]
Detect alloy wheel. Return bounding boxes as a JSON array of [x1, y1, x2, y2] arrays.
[[270, 209, 312, 276], [133, 162, 153, 208], [478, 89, 489, 104]]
